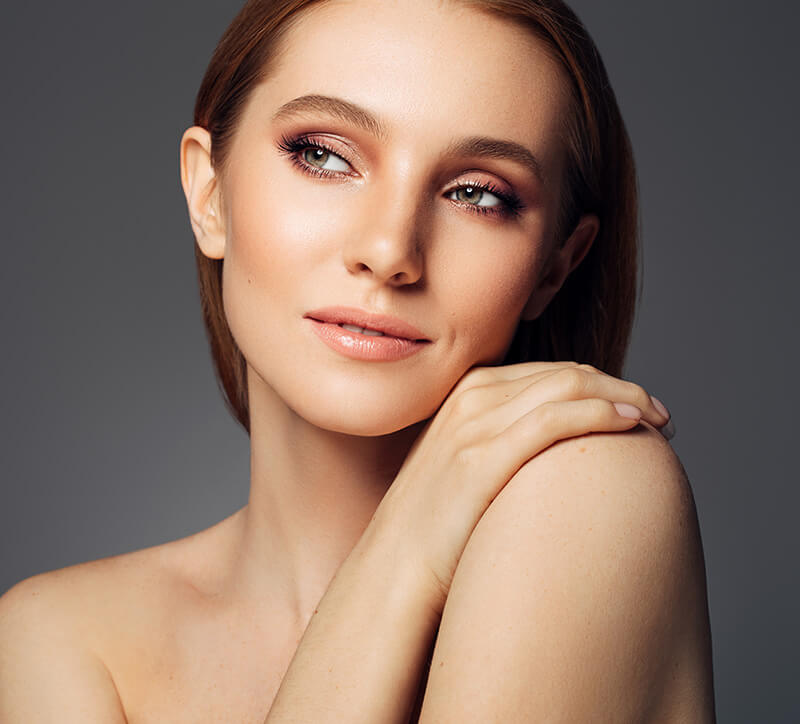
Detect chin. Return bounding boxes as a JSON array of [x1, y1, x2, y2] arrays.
[[245, 355, 453, 438], [305, 402, 431, 437], [289, 385, 440, 438]]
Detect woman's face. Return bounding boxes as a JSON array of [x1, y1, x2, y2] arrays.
[[196, 0, 589, 436]]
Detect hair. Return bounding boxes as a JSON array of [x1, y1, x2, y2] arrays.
[[192, 0, 640, 436]]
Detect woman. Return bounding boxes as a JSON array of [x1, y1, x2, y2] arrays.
[[0, 0, 715, 721]]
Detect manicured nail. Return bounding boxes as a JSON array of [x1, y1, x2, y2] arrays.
[[650, 395, 670, 420], [660, 418, 676, 441], [614, 402, 642, 420]]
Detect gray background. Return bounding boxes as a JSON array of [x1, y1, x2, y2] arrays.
[[1, 2, 797, 721]]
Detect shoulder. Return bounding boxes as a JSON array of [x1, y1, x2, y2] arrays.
[[491, 419, 695, 552], [0, 541, 178, 659], [0, 507, 245, 630], [0, 557, 139, 721], [0, 515, 239, 721], [418, 423, 714, 721], [461, 421, 699, 593]]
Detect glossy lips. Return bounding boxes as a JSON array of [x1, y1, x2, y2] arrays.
[[304, 306, 430, 361]]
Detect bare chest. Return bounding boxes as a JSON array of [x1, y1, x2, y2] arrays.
[[108, 607, 306, 724]]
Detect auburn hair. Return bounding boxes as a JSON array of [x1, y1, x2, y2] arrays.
[[191, 0, 640, 436]]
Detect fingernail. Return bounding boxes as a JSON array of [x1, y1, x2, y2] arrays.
[[660, 417, 676, 441], [650, 395, 670, 420], [614, 402, 642, 420]]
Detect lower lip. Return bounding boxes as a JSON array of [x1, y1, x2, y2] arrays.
[[307, 319, 429, 361]]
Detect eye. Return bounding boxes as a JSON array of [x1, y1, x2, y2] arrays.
[[445, 181, 524, 219], [447, 185, 503, 209], [277, 133, 355, 177], [277, 133, 524, 218], [300, 145, 351, 173]]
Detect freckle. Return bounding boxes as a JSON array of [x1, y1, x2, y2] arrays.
[[579, 447, 586, 453], [439, 661, 445, 667]]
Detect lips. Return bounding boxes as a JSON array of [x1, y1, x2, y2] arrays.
[[304, 306, 429, 341]]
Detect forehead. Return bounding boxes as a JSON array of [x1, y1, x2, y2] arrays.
[[250, 0, 569, 177]]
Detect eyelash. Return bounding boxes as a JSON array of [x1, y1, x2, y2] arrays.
[[276, 133, 525, 219]]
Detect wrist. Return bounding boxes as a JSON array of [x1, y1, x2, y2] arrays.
[[357, 507, 446, 623]]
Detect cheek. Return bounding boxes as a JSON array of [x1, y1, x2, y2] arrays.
[[217, 172, 309, 377], [435, 235, 544, 363], [220, 163, 341, 325], [226, 170, 321, 277]]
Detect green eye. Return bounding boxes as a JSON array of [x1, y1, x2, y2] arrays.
[[450, 185, 502, 208], [302, 146, 350, 172]]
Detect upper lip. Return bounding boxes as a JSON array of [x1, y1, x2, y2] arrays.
[[305, 306, 430, 341]]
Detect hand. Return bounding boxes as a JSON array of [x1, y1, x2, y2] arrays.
[[371, 361, 672, 616]]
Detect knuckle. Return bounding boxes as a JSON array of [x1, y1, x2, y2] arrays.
[[465, 366, 493, 386], [556, 367, 590, 397], [622, 380, 650, 408], [453, 443, 483, 469], [450, 417, 484, 449], [591, 398, 616, 416], [453, 366, 491, 393], [576, 363, 598, 374], [534, 399, 562, 427], [449, 387, 483, 418]]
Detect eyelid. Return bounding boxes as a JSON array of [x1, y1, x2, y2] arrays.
[[446, 180, 524, 219], [277, 133, 524, 218], [277, 132, 360, 173]]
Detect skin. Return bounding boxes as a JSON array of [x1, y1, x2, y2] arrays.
[[0, 0, 714, 721], [183, 0, 601, 630]]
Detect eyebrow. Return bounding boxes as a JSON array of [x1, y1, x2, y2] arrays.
[[271, 94, 548, 187], [272, 94, 389, 141]]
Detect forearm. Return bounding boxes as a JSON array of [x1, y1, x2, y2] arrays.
[[264, 521, 440, 724]]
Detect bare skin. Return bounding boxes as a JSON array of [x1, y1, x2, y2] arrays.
[[0, 1, 714, 721]]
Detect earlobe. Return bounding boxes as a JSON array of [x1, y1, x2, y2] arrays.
[[180, 126, 226, 260], [520, 213, 600, 321]]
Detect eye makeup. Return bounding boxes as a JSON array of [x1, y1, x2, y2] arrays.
[[275, 132, 526, 220]]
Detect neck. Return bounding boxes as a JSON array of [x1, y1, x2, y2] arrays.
[[232, 366, 426, 627]]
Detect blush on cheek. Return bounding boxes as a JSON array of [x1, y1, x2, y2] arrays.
[[455, 257, 542, 363], [463, 249, 540, 316]]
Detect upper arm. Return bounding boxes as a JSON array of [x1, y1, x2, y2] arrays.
[[417, 423, 713, 723], [0, 575, 128, 723]]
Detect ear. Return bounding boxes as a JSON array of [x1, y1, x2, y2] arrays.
[[180, 126, 226, 259], [521, 213, 600, 321]]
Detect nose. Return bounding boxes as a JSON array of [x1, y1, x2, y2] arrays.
[[342, 190, 425, 287]]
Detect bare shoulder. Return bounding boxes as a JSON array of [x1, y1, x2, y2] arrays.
[[418, 423, 716, 722], [0, 510, 243, 721], [1, 506, 244, 624], [496, 419, 696, 541], [467, 421, 703, 596], [0, 551, 150, 721]]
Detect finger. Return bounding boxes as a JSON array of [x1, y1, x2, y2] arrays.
[[444, 368, 570, 424], [445, 363, 617, 433], [452, 361, 580, 394], [448, 363, 672, 441], [484, 397, 644, 488], [486, 366, 670, 434]]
